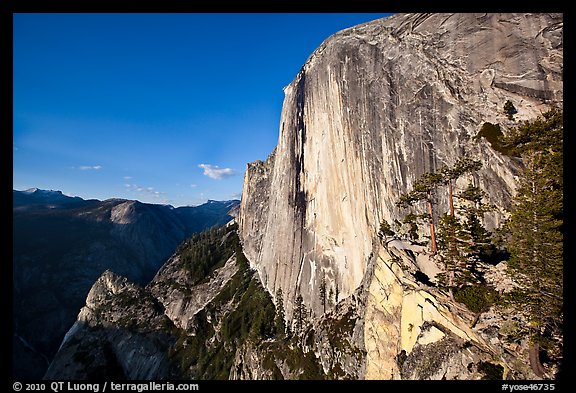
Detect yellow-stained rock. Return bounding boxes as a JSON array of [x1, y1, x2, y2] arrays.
[[364, 244, 490, 379]]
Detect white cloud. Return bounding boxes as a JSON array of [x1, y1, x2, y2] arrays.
[[79, 165, 102, 171], [198, 163, 236, 180], [123, 176, 133, 180], [231, 192, 242, 199], [190, 184, 197, 188], [125, 182, 166, 200]]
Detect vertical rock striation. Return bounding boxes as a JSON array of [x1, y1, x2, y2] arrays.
[[239, 13, 563, 319]]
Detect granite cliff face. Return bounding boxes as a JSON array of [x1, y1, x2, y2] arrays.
[[238, 12, 563, 320]]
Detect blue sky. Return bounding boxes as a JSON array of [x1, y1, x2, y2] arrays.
[[13, 13, 392, 206]]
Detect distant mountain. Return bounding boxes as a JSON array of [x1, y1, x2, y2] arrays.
[[13, 188, 88, 208], [12, 189, 239, 379]]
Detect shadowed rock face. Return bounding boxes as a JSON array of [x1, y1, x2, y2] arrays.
[[239, 13, 563, 319], [43, 271, 174, 380]]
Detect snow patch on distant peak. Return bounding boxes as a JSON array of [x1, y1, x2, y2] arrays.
[[23, 188, 63, 196]]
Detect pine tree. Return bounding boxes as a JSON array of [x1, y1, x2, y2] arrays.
[[293, 293, 306, 335], [457, 183, 494, 258], [503, 108, 563, 375], [274, 288, 286, 338], [437, 182, 494, 291], [397, 171, 444, 253], [398, 159, 483, 261], [504, 100, 517, 120], [440, 157, 483, 217], [436, 213, 470, 288], [435, 158, 482, 291], [378, 219, 395, 243], [402, 212, 420, 241], [319, 276, 327, 313]]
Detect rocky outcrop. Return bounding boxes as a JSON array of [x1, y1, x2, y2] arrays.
[[239, 13, 563, 322], [149, 254, 238, 330], [44, 271, 174, 380], [362, 242, 494, 379], [321, 239, 544, 380]]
